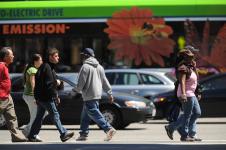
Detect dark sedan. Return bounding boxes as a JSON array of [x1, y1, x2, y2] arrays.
[[151, 73, 226, 119], [0, 73, 155, 129]]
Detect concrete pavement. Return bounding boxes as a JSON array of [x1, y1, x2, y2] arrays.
[[0, 118, 226, 150]]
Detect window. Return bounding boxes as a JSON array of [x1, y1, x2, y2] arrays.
[[105, 73, 115, 85], [113, 73, 139, 85], [140, 74, 163, 85], [202, 76, 226, 90], [165, 72, 176, 82]]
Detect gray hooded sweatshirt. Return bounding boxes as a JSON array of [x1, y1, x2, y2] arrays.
[[74, 57, 112, 101]]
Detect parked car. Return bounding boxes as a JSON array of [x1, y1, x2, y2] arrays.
[[0, 73, 156, 129], [105, 69, 176, 99], [151, 73, 226, 118]]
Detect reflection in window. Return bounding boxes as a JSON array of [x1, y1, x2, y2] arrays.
[[140, 74, 163, 85], [114, 73, 139, 85]]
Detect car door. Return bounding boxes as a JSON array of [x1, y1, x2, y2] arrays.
[[106, 72, 142, 95], [10, 77, 29, 126], [200, 76, 226, 117], [139, 73, 171, 97], [56, 77, 83, 124]]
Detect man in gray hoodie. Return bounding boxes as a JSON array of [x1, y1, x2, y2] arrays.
[[74, 48, 116, 141]]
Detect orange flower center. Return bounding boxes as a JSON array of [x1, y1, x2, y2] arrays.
[[130, 26, 150, 45]]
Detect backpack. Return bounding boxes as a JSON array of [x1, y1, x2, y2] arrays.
[[166, 81, 182, 122]]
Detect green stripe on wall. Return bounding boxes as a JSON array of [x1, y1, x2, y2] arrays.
[[0, 0, 225, 20]]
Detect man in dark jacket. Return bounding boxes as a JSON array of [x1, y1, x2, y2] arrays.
[[28, 48, 74, 142]]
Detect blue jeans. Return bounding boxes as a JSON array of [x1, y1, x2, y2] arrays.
[[28, 100, 67, 139], [79, 100, 112, 136], [169, 96, 201, 138]]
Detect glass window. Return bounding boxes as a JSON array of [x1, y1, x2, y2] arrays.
[[105, 73, 115, 85], [140, 73, 163, 85], [113, 73, 139, 85], [165, 72, 176, 82], [202, 76, 226, 90]]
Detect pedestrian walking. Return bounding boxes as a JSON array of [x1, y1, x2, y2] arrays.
[[74, 48, 116, 141], [0, 47, 27, 142], [22, 54, 48, 140], [165, 46, 202, 142], [27, 48, 74, 142]]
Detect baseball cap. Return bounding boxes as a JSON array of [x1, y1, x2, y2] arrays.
[[80, 48, 95, 57], [184, 45, 199, 52]]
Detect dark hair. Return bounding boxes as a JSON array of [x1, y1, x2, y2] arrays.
[[0, 47, 12, 61], [48, 48, 59, 56], [23, 54, 42, 84]]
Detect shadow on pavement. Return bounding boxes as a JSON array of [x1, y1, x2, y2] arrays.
[[0, 144, 226, 150]]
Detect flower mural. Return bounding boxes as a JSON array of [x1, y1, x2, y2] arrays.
[[185, 20, 226, 71], [104, 7, 175, 66]]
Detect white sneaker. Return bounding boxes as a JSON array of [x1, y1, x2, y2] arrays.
[[104, 128, 116, 141], [34, 135, 42, 141]]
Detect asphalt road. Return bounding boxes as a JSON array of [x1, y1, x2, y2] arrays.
[[0, 118, 226, 150]]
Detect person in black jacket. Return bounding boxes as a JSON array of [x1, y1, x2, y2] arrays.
[[28, 48, 74, 142]]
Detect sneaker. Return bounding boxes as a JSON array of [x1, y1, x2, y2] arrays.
[[180, 137, 195, 142], [76, 135, 87, 141], [104, 128, 116, 141], [190, 136, 202, 141], [28, 137, 42, 142], [164, 125, 173, 140], [34, 135, 42, 141], [60, 132, 74, 142]]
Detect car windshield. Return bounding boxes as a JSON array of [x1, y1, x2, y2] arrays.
[[57, 73, 78, 84], [164, 72, 176, 82]]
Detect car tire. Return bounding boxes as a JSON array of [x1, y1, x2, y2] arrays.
[[101, 106, 124, 129], [121, 123, 130, 129]]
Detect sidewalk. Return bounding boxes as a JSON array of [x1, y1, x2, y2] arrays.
[[145, 117, 226, 124], [20, 117, 226, 129]]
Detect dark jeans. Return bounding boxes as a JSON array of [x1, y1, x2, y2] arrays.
[[79, 100, 112, 136], [28, 100, 67, 139]]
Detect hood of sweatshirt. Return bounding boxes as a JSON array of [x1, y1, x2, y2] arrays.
[[84, 57, 99, 68]]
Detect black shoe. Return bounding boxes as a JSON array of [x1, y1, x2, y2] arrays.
[[180, 137, 195, 142], [164, 125, 173, 140], [60, 132, 74, 142], [12, 138, 28, 142], [28, 138, 42, 142], [76, 135, 88, 141]]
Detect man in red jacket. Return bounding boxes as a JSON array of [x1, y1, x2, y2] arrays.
[[0, 47, 27, 142]]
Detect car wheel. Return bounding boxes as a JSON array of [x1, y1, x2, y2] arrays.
[[101, 106, 124, 129], [0, 114, 6, 127], [121, 123, 130, 129]]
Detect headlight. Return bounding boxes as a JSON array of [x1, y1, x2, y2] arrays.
[[153, 97, 166, 103], [125, 101, 146, 108]]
